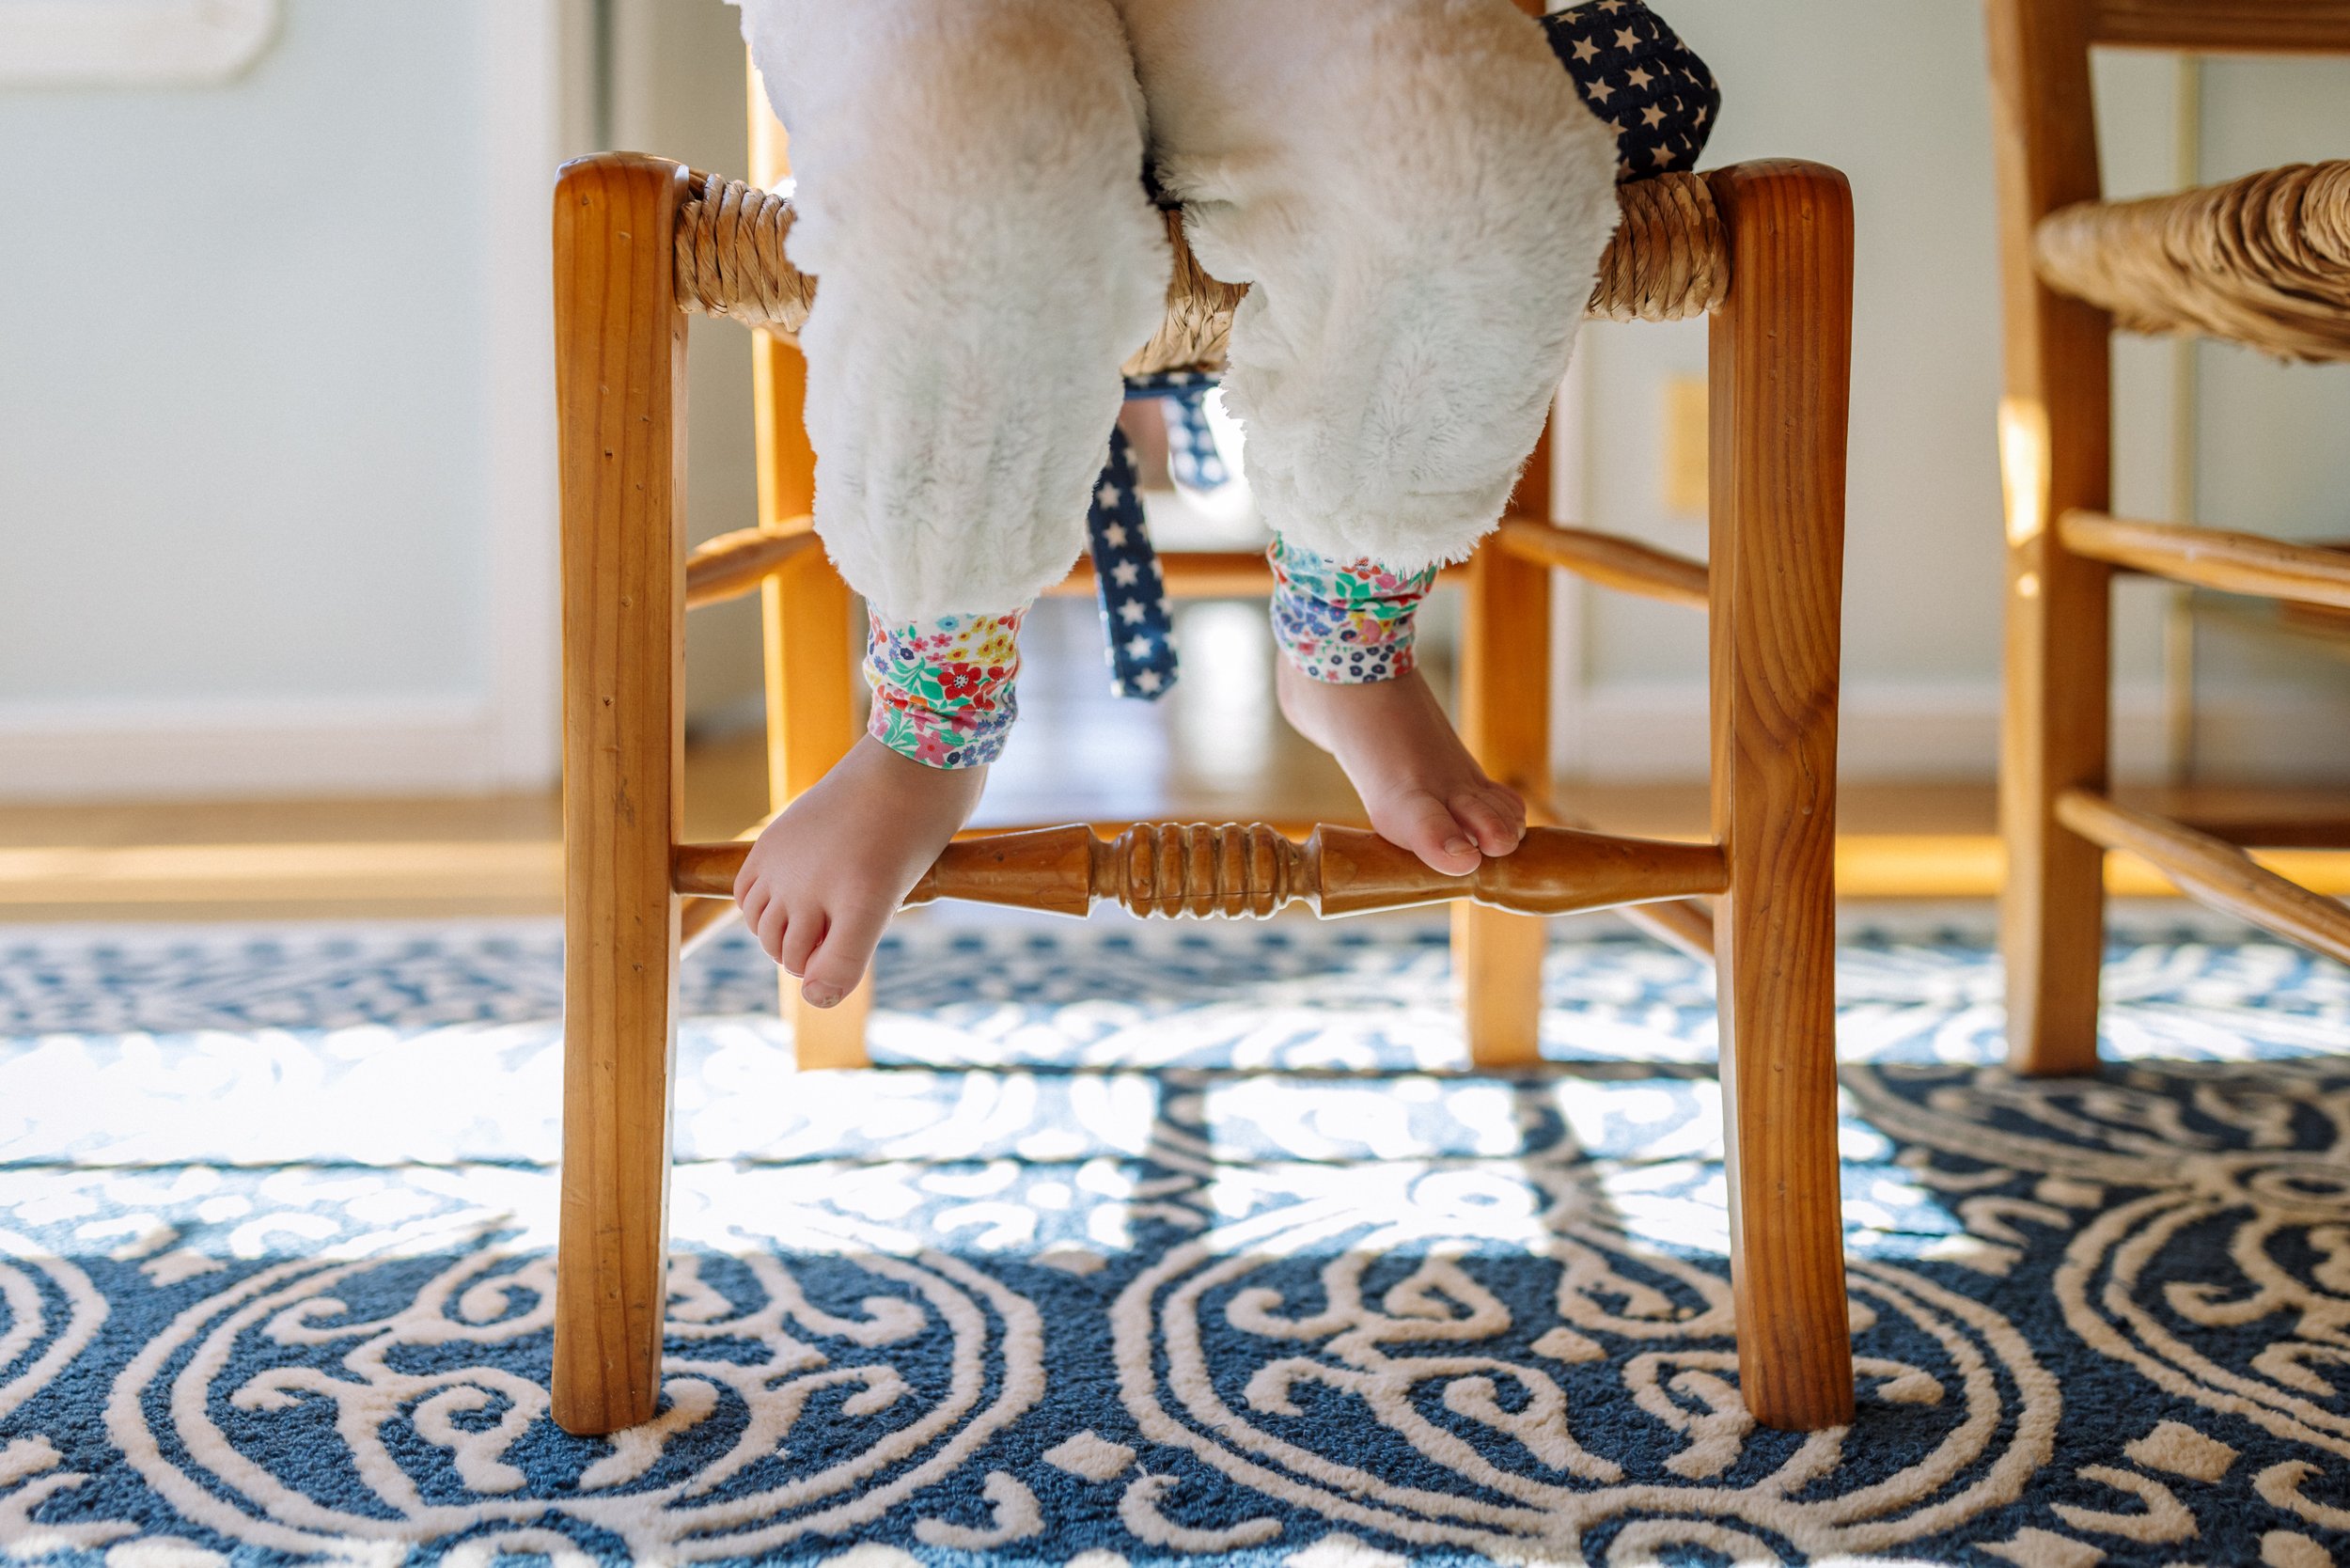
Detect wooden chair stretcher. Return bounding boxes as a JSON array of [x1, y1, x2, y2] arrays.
[[552, 150, 1857, 1438]]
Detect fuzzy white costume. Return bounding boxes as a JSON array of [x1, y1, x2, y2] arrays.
[[737, 0, 1621, 625]]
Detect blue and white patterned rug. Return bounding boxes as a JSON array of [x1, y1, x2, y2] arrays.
[[2, 916, 2348, 1567]]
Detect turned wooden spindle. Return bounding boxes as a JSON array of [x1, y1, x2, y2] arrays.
[[670, 823, 1728, 919], [1085, 822, 1299, 918]]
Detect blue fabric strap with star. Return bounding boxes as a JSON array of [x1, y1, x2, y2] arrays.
[[1540, 0, 1718, 180], [1082, 369, 1232, 701], [1085, 418, 1179, 699]]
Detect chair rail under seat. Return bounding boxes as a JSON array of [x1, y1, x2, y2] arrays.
[[2056, 789, 2350, 964], [683, 523, 817, 609], [2092, 0, 2350, 53], [2060, 510, 2350, 609], [687, 516, 1709, 612], [1494, 517, 1711, 607]]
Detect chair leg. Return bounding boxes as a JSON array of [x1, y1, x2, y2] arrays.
[[2000, 520, 2110, 1076], [1986, 0, 2114, 1082], [750, 332, 874, 1069], [1456, 421, 1555, 1068], [1706, 162, 1856, 1433], [552, 154, 690, 1436]]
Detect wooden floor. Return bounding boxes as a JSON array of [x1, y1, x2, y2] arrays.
[[0, 792, 565, 922], [3, 600, 2343, 922]]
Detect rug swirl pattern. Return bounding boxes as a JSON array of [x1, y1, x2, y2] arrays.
[[0, 919, 2345, 1565]]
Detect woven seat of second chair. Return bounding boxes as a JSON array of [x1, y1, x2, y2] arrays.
[[671, 167, 1731, 376], [2035, 160, 2350, 364]]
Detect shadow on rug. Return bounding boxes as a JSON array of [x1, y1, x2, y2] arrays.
[[1, 919, 2346, 1566]]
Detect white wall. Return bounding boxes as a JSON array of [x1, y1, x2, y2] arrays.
[[2178, 54, 2350, 775], [1556, 0, 2350, 782], [605, 0, 772, 736], [4, 2, 2340, 799], [0, 0, 575, 798]]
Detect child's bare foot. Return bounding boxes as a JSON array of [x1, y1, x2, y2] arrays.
[[733, 736, 984, 1007], [1276, 660, 1526, 877]]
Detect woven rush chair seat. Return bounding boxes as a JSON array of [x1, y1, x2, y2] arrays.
[[670, 167, 1731, 376], [2034, 159, 2350, 362]]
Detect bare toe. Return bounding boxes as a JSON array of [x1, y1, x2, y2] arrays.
[[1452, 785, 1526, 856], [777, 909, 823, 980], [739, 885, 772, 954], [1381, 789, 1482, 876], [800, 903, 889, 1009], [755, 895, 791, 965]]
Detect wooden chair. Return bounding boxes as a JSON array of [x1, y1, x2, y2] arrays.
[[549, 118, 1856, 1434], [1987, 0, 2350, 1076]]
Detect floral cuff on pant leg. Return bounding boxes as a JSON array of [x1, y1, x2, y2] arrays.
[[864, 608, 1024, 769], [1267, 535, 1439, 685]]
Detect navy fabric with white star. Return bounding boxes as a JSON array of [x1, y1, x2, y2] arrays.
[[1540, 0, 1718, 179], [1081, 8, 1715, 699], [1086, 417, 1179, 699]]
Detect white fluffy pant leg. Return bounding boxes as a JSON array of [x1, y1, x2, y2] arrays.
[[1112, 0, 1622, 572], [736, 0, 1172, 624]]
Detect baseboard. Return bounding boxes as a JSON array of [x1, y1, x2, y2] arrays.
[[0, 698, 549, 802], [1565, 679, 2345, 783]]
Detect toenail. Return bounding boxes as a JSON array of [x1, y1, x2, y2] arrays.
[[803, 983, 840, 1009], [1444, 836, 1473, 857]]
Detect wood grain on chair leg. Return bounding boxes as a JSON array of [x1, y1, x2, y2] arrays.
[[1456, 423, 1556, 1068], [1987, 0, 2112, 1076], [1706, 161, 1856, 1433], [553, 153, 690, 1436]]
